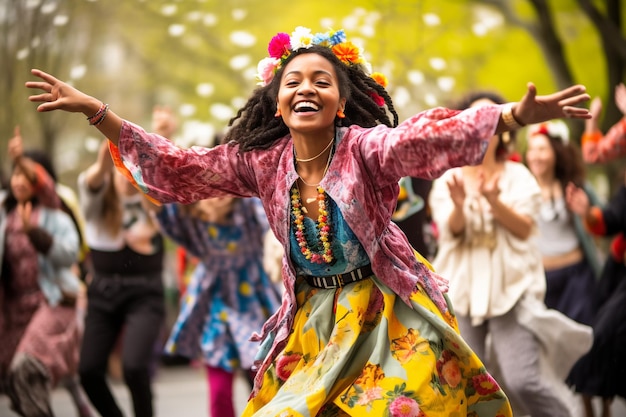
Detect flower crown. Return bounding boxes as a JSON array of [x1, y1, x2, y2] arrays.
[[528, 120, 570, 144], [256, 26, 388, 104]]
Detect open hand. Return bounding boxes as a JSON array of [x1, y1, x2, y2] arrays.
[[25, 69, 101, 115], [514, 83, 591, 125]]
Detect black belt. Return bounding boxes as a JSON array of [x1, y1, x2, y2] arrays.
[[301, 264, 373, 289]]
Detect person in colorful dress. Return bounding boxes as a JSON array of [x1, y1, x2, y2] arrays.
[[1, 127, 85, 416], [25, 26, 591, 417], [147, 103, 282, 417], [154, 196, 282, 417]]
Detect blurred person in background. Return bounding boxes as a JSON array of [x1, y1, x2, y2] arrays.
[[524, 120, 602, 325], [565, 82, 626, 417], [155, 195, 282, 417], [566, 178, 626, 417], [20, 145, 92, 417], [1, 127, 86, 417], [430, 91, 593, 417], [582, 83, 626, 164], [76, 137, 165, 417], [148, 107, 282, 417]]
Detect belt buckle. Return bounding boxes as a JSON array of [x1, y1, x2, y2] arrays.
[[337, 274, 345, 287]]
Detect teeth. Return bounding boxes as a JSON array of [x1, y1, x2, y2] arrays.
[[294, 101, 319, 111]]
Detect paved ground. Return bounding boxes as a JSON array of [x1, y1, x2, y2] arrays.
[[1, 363, 625, 416], [0, 364, 251, 417]]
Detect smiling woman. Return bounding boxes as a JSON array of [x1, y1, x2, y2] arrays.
[[25, 24, 593, 417]]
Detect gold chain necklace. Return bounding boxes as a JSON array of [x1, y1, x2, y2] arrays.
[[295, 137, 334, 163], [297, 142, 334, 190]]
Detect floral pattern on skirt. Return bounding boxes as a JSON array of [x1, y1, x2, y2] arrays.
[[243, 277, 511, 417]]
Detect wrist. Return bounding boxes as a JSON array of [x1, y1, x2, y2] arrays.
[[502, 103, 526, 130], [86, 103, 110, 126], [83, 99, 103, 118]]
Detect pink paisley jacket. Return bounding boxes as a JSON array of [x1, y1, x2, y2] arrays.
[[112, 104, 502, 391]]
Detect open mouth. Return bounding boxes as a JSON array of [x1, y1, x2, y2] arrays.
[[293, 101, 319, 113]]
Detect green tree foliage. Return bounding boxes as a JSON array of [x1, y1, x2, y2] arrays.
[[0, 0, 622, 186]]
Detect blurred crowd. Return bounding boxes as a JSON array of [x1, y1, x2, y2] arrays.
[[1, 83, 625, 417]]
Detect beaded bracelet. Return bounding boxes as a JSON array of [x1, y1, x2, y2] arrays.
[[87, 103, 110, 126], [502, 103, 525, 130], [92, 104, 110, 126]]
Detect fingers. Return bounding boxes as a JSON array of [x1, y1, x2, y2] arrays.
[[555, 84, 587, 99], [26, 79, 56, 108], [519, 82, 537, 107], [30, 68, 60, 85], [28, 92, 53, 103], [525, 82, 537, 98], [25, 71, 59, 110], [32, 98, 61, 112], [25, 81, 52, 92], [559, 93, 591, 107], [562, 106, 592, 119]]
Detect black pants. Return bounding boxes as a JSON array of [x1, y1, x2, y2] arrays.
[[79, 272, 165, 417]]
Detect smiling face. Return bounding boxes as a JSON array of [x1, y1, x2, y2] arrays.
[[10, 165, 35, 203], [276, 52, 346, 136], [525, 134, 556, 179]]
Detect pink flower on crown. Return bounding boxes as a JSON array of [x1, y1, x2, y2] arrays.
[[268, 32, 291, 59], [256, 57, 281, 86]]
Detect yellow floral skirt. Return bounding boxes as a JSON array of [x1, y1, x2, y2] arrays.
[[243, 276, 512, 417]]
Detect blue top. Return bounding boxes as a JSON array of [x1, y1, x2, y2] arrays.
[[289, 196, 370, 276]]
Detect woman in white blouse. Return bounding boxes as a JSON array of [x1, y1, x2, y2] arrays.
[[430, 91, 592, 417]]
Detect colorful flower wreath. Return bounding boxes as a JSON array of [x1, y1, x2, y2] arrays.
[[528, 120, 570, 144], [256, 26, 388, 105]]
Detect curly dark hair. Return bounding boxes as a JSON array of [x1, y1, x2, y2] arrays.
[[224, 45, 399, 152], [453, 90, 517, 162], [533, 129, 586, 189]]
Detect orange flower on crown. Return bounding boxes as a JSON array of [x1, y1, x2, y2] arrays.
[[371, 72, 388, 88], [331, 42, 363, 65]]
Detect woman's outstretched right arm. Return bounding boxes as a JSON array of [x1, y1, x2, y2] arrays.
[[26, 69, 124, 146]]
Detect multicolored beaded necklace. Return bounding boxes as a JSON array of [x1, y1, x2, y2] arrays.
[[291, 142, 334, 264]]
